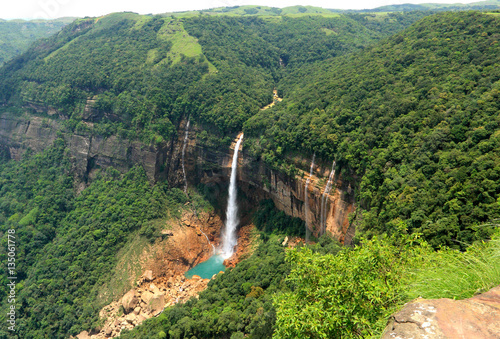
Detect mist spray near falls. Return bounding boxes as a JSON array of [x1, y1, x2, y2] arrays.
[[221, 134, 244, 258]]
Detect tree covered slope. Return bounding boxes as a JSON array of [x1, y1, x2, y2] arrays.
[[245, 11, 500, 248], [0, 11, 426, 141]]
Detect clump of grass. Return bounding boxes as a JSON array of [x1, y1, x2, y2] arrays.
[[408, 225, 500, 300]]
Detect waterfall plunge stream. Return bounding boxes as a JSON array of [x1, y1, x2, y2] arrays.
[[221, 134, 244, 259], [181, 120, 190, 195], [320, 161, 336, 235]]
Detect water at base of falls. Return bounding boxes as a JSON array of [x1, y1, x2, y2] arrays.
[[184, 255, 226, 279]]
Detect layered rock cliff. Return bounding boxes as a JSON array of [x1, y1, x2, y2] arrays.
[[0, 112, 357, 243], [181, 121, 357, 244], [0, 113, 166, 186]]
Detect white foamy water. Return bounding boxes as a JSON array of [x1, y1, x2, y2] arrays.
[[181, 120, 190, 195], [304, 154, 315, 243], [221, 134, 244, 258]]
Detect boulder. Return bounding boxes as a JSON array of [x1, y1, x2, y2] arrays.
[[150, 283, 160, 294], [121, 290, 139, 314], [76, 331, 91, 339], [141, 290, 154, 304], [103, 325, 112, 336], [147, 294, 166, 315], [137, 314, 147, 323], [125, 313, 137, 324], [143, 270, 154, 282], [382, 286, 500, 338]]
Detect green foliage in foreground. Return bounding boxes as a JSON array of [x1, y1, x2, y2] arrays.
[[274, 228, 427, 338], [409, 222, 500, 300], [274, 224, 500, 338]]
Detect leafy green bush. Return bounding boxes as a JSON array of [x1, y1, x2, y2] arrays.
[[274, 226, 429, 338]]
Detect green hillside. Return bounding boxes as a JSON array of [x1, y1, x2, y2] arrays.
[[244, 11, 500, 249], [0, 11, 424, 139], [371, 0, 500, 12], [168, 5, 336, 17], [0, 18, 73, 66]]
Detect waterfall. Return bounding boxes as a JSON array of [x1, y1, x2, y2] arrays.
[[221, 134, 244, 258], [320, 161, 336, 235], [199, 227, 215, 255], [181, 120, 190, 195], [304, 154, 315, 243]]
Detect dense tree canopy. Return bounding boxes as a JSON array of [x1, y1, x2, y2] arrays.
[[245, 11, 500, 248]]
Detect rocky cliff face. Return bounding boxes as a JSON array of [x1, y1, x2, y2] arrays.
[[182, 122, 357, 244], [0, 113, 357, 243], [0, 113, 168, 186]]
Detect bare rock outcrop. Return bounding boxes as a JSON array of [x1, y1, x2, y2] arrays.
[[121, 290, 139, 314], [382, 286, 500, 339]]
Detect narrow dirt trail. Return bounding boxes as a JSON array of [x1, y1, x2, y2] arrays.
[[261, 88, 282, 110]]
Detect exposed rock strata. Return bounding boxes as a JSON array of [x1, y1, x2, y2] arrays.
[[190, 134, 357, 244]]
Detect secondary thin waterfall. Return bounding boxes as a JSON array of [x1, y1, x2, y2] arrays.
[[199, 227, 216, 255], [221, 134, 244, 258], [181, 120, 190, 195], [304, 154, 315, 243], [320, 161, 336, 235]]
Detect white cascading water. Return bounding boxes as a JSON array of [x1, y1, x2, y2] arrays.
[[181, 120, 190, 195], [304, 154, 315, 243], [199, 227, 216, 255], [221, 134, 244, 258], [320, 161, 336, 235]]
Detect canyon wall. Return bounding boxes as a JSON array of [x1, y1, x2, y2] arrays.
[[0, 114, 357, 243], [182, 121, 357, 244]]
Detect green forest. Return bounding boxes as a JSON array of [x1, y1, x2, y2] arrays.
[[0, 5, 499, 339]]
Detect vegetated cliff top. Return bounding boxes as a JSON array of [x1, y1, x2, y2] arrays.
[[0, 10, 425, 143]]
